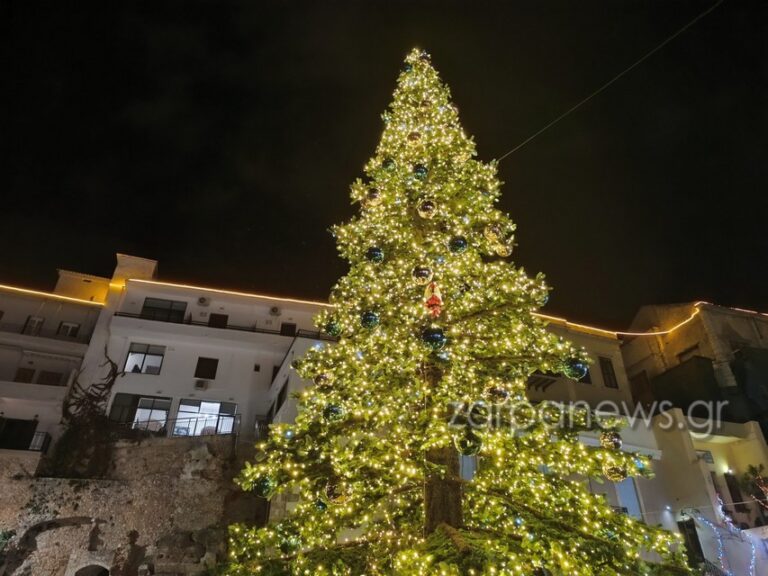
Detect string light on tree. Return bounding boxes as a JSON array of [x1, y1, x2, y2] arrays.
[[227, 48, 691, 576]]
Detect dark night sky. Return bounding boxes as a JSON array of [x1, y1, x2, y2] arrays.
[[2, 1, 767, 328]]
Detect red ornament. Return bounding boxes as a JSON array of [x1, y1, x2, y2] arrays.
[[424, 281, 443, 318]]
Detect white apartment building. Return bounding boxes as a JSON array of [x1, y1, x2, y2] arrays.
[[0, 277, 104, 451]]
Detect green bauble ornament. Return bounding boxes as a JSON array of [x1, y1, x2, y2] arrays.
[[360, 311, 380, 329], [315, 499, 328, 511], [600, 431, 623, 451], [602, 464, 628, 482], [449, 236, 468, 253], [324, 320, 342, 337], [455, 428, 482, 456], [252, 476, 276, 499], [279, 535, 301, 555], [382, 157, 395, 170], [413, 163, 428, 180]]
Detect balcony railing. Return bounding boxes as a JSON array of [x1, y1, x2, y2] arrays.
[[114, 312, 337, 341], [0, 322, 92, 344], [113, 414, 242, 439]]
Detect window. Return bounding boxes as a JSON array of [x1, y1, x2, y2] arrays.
[[724, 473, 748, 513], [109, 393, 141, 423], [13, 367, 35, 383], [132, 397, 171, 432], [140, 297, 187, 323], [125, 343, 165, 374], [254, 364, 261, 372], [57, 321, 80, 338], [174, 400, 237, 436], [22, 316, 44, 336], [270, 377, 290, 419], [280, 322, 297, 336], [615, 478, 643, 520], [599, 357, 618, 389], [696, 450, 715, 464], [194, 357, 219, 379], [208, 313, 228, 328], [36, 370, 65, 386]]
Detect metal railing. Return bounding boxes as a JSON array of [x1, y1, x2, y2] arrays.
[[29, 431, 52, 453], [0, 322, 92, 344], [114, 312, 337, 342], [114, 413, 241, 439]]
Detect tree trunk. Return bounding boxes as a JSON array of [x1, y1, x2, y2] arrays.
[[425, 447, 463, 534], [422, 361, 463, 534]]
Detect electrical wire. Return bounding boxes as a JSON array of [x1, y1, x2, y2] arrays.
[[496, 0, 727, 162]]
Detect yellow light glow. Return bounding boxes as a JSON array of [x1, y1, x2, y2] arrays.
[[128, 279, 333, 307], [0, 283, 105, 306]]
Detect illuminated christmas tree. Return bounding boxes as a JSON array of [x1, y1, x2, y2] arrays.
[[228, 49, 690, 575]]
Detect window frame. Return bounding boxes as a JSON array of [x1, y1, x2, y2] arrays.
[[140, 297, 188, 323], [22, 315, 44, 336], [599, 356, 619, 389], [124, 343, 166, 375], [194, 357, 219, 380], [57, 321, 81, 338]]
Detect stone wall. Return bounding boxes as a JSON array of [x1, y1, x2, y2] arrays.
[[0, 436, 265, 576]]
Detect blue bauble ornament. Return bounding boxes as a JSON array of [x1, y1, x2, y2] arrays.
[[413, 163, 428, 180], [564, 358, 589, 381], [449, 236, 468, 253], [323, 404, 344, 421], [324, 320, 341, 337], [315, 499, 328, 511], [365, 246, 384, 263], [422, 327, 447, 350], [360, 311, 380, 329], [403, 63, 413, 73], [253, 476, 276, 499]]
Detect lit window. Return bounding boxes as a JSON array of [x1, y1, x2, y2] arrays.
[[133, 397, 171, 432], [174, 400, 237, 436], [125, 343, 166, 374]]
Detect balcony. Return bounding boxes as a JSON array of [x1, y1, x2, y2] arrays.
[[0, 379, 69, 403], [114, 311, 335, 341], [0, 321, 92, 344]]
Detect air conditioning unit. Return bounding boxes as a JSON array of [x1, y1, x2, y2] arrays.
[[198, 296, 211, 307], [194, 379, 209, 391], [269, 306, 282, 317]]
